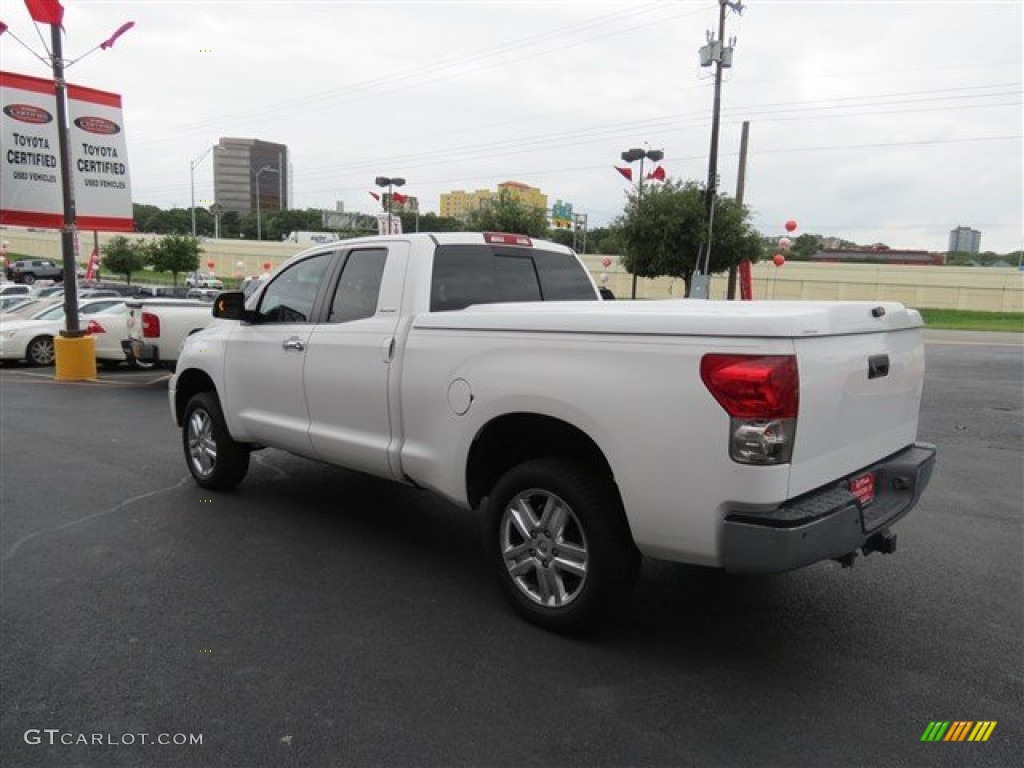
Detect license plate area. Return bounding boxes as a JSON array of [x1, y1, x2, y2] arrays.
[[849, 471, 876, 507]]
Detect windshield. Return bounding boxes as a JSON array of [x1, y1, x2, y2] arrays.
[[32, 305, 66, 321]]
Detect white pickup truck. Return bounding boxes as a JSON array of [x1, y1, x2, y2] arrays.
[[123, 298, 215, 368], [169, 232, 936, 630]]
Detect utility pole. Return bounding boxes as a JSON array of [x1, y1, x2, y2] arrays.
[[727, 120, 750, 299], [693, 0, 743, 299]]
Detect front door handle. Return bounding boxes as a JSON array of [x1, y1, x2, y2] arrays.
[[282, 337, 305, 352]]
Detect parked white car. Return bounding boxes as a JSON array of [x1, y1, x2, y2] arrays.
[[0, 295, 33, 314], [0, 298, 126, 366], [184, 272, 224, 290], [0, 284, 36, 299]]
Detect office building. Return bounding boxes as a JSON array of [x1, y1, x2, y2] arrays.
[[213, 138, 289, 215], [948, 226, 981, 254], [440, 181, 547, 220]]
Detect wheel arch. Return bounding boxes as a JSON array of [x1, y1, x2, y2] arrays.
[[466, 413, 616, 511], [174, 368, 218, 426]]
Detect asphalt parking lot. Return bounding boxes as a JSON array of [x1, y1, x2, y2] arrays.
[[1, 333, 1021, 768]]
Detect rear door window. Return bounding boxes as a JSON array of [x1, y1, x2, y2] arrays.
[[326, 248, 388, 324]]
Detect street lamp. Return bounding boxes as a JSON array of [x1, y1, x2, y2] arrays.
[[620, 146, 664, 298], [190, 145, 213, 238], [251, 165, 278, 241], [374, 176, 405, 234]]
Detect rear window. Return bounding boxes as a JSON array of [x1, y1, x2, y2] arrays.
[[430, 244, 595, 312]]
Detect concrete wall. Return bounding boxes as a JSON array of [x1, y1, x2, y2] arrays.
[[3, 228, 1021, 312], [580, 256, 1023, 312]]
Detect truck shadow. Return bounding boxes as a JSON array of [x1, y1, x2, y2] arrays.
[[212, 450, 895, 667]]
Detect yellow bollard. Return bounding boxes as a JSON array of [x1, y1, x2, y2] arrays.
[[54, 335, 98, 381]]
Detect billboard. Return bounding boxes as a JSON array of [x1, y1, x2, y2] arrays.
[[0, 70, 133, 232]]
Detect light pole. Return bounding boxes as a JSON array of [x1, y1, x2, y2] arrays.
[[190, 145, 213, 238], [252, 165, 278, 241], [620, 147, 664, 298], [374, 176, 405, 234]]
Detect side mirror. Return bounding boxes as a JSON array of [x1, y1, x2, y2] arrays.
[[212, 291, 248, 320]]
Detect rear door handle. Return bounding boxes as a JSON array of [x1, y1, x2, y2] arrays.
[[282, 337, 305, 352]]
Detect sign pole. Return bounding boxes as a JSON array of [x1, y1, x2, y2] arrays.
[[50, 23, 82, 336]]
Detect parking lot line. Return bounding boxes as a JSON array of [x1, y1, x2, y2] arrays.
[[0, 369, 172, 387]]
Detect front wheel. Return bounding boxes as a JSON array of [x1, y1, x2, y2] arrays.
[[483, 458, 640, 632], [22, 274, 36, 285], [182, 391, 250, 490]]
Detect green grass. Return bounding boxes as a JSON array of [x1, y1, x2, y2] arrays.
[[919, 309, 1023, 333]]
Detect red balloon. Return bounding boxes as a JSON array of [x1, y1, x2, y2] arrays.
[[784, 220, 797, 233], [601, 257, 612, 268], [206, 260, 215, 270], [262, 261, 272, 271], [772, 253, 786, 267]]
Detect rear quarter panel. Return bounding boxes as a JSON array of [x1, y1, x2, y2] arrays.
[[399, 327, 795, 565]]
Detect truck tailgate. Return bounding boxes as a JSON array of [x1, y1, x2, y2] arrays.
[[789, 326, 925, 497]]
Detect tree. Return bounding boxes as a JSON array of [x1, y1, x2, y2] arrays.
[[101, 236, 149, 285], [465, 188, 549, 238], [263, 208, 328, 241], [150, 234, 202, 285], [401, 211, 462, 233], [617, 179, 762, 296], [788, 233, 823, 260]]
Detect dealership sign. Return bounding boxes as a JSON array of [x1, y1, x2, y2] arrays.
[[1, 70, 133, 232]]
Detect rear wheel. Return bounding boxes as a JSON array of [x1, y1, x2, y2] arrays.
[[182, 391, 250, 490], [26, 335, 55, 366], [22, 274, 36, 285], [483, 458, 640, 632]]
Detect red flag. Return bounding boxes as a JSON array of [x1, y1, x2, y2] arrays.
[[101, 21, 135, 50], [645, 165, 666, 182], [615, 166, 632, 181], [0, 21, 9, 36], [24, 0, 63, 26], [84, 247, 100, 282], [391, 191, 408, 204], [368, 191, 380, 201]]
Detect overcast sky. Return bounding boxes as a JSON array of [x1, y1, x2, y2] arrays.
[[1, 0, 1021, 252]]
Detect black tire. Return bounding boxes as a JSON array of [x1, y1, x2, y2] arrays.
[[483, 458, 640, 632], [25, 335, 55, 366], [182, 391, 250, 490], [22, 273, 36, 285]]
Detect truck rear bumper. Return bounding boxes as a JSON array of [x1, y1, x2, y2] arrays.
[[721, 443, 936, 574], [122, 339, 158, 363]]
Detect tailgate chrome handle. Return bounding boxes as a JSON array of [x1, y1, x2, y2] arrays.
[[282, 337, 305, 352], [868, 354, 890, 379]]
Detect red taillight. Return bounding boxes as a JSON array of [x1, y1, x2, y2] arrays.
[[141, 311, 160, 338], [700, 354, 799, 419], [702, 355, 799, 464], [86, 319, 105, 335]]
